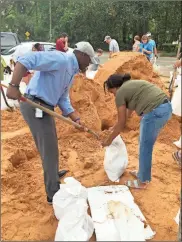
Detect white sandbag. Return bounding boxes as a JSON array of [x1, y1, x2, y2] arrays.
[[86, 70, 98, 79], [88, 185, 156, 241], [1, 85, 19, 110], [174, 208, 180, 225], [169, 71, 178, 87], [171, 77, 181, 117], [53, 177, 88, 220], [153, 58, 160, 74], [104, 135, 128, 182], [55, 201, 94, 241], [1, 80, 27, 110], [174, 74, 181, 87], [173, 136, 182, 149], [153, 63, 160, 74], [54, 178, 94, 241], [108, 201, 145, 241]]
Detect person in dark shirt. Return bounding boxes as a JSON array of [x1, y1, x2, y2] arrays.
[[102, 74, 172, 189], [32, 43, 44, 51]]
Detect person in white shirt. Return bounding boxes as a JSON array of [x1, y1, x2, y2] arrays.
[[172, 59, 181, 168], [104, 36, 119, 58]]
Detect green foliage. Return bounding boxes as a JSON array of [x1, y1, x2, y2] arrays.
[[160, 51, 177, 57], [0, 0, 181, 49], [161, 43, 178, 53]]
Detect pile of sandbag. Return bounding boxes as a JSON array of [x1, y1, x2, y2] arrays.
[[53, 177, 94, 241]]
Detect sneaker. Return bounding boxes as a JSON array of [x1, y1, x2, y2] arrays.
[[58, 170, 69, 179], [47, 196, 53, 205]]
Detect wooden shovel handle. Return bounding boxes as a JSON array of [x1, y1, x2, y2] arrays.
[[1, 83, 99, 139]]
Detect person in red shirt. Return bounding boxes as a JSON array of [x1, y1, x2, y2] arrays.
[[56, 33, 68, 52]]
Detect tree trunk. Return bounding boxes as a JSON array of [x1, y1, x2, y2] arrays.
[[122, 21, 127, 43]]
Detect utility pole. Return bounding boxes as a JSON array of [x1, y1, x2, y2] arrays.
[[176, 32, 181, 59], [49, 0, 52, 41]]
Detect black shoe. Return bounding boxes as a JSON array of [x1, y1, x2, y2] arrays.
[[58, 170, 69, 179], [47, 196, 53, 205]]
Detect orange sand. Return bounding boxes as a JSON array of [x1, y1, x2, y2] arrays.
[[1, 53, 181, 241]]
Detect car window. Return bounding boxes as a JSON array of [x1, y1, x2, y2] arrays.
[[1, 47, 17, 55], [44, 44, 56, 51], [1, 34, 17, 46]]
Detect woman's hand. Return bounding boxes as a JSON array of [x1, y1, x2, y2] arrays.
[[142, 48, 152, 55], [101, 105, 126, 147], [102, 138, 112, 147]]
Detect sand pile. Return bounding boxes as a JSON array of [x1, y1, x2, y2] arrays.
[[94, 52, 165, 90], [70, 74, 117, 131], [1, 52, 181, 241]]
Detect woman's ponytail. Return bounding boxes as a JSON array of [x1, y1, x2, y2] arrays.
[[104, 73, 131, 92], [123, 73, 131, 81]]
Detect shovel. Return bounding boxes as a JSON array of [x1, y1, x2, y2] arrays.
[[0, 85, 14, 111], [1, 83, 99, 139], [169, 68, 177, 101]]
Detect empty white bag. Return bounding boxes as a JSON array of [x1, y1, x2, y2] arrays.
[[104, 135, 128, 182], [53, 177, 88, 220]]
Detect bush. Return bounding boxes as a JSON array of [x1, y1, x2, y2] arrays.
[[160, 51, 177, 57], [161, 43, 178, 52]]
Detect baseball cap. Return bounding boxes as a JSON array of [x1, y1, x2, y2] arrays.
[[74, 41, 98, 64], [146, 32, 151, 37], [104, 36, 111, 41]]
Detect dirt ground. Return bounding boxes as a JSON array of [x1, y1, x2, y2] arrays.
[[1, 53, 181, 241]]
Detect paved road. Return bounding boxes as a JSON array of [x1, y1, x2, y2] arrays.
[[155, 57, 176, 77], [99, 52, 176, 77]]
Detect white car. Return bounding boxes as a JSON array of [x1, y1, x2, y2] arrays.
[[1, 41, 73, 71]]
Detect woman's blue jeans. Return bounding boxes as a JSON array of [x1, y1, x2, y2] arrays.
[[137, 102, 172, 182]]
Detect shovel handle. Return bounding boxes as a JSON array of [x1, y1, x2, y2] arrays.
[[169, 68, 177, 101], [1, 83, 99, 139], [22, 97, 99, 139]]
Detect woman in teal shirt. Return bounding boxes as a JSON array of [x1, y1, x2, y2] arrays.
[[139, 35, 153, 61]]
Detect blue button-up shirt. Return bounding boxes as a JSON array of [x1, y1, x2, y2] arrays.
[[17, 51, 79, 116]]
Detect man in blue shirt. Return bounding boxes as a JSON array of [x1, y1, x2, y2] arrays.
[[146, 32, 158, 60], [6, 41, 97, 204]]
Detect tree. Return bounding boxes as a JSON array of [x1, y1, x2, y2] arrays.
[[1, 0, 181, 49]]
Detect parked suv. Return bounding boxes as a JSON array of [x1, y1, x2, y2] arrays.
[[1, 32, 20, 52]]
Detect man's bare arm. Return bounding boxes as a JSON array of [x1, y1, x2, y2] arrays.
[[6, 62, 27, 100], [154, 47, 158, 56], [109, 51, 113, 58]]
